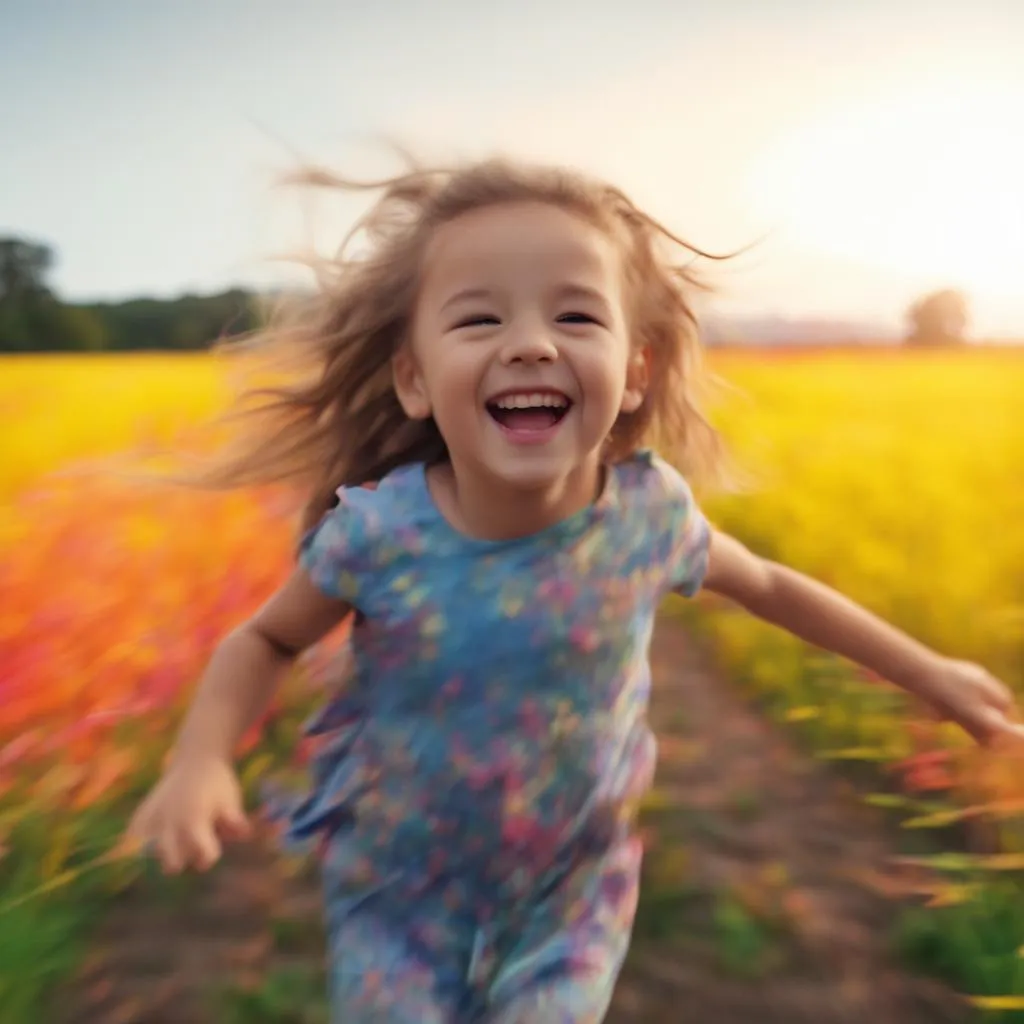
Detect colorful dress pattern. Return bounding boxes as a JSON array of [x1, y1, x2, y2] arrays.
[[287, 451, 710, 1022]]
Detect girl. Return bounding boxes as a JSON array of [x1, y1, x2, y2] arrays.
[[128, 157, 1023, 1023]]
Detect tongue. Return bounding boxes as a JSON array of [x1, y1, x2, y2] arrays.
[[496, 407, 559, 431]]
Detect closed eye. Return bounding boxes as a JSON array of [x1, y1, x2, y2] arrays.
[[453, 314, 501, 329], [558, 312, 601, 325]]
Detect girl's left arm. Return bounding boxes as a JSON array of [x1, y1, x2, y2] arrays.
[[702, 529, 1024, 746]]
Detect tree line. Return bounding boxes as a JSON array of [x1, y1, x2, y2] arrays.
[[0, 237, 260, 353], [0, 233, 971, 353]]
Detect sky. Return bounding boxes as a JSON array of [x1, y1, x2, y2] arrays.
[[3, 0, 1024, 336]]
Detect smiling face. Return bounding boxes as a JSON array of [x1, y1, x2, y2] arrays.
[[394, 201, 646, 500]]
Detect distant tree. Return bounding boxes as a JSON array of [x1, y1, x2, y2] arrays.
[[40, 303, 110, 351], [905, 288, 969, 347], [84, 288, 259, 351], [0, 236, 59, 351], [0, 237, 54, 301]]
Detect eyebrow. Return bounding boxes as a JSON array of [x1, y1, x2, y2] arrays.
[[440, 288, 494, 314], [554, 284, 611, 307], [439, 283, 611, 314]]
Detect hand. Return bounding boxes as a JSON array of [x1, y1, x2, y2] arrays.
[[915, 657, 1024, 747], [125, 756, 252, 874]]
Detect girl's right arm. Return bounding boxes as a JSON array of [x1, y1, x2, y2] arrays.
[[126, 568, 351, 874]]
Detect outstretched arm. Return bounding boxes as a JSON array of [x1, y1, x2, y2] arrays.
[[127, 569, 351, 873], [702, 530, 1024, 746], [167, 568, 352, 768]]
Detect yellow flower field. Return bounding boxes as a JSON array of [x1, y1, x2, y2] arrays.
[[0, 353, 230, 502], [707, 347, 1024, 690]]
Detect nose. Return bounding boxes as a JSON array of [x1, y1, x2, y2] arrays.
[[499, 324, 559, 366]]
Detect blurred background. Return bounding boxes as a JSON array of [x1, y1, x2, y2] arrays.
[[2, 1, 1023, 1021]]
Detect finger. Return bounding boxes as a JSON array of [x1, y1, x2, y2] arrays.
[[187, 821, 223, 872], [160, 831, 186, 875], [217, 804, 253, 841], [974, 706, 1023, 746], [991, 720, 1024, 749], [946, 703, 994, 745], [981, 675, 1014, 713], [122, 811, 152, 855]]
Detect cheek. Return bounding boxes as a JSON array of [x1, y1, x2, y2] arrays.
[[580, 342, 631, 399], [421, 348, 485, 421]]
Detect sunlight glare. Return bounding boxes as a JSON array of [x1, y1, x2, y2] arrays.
[[746, 81, 1024, 297]]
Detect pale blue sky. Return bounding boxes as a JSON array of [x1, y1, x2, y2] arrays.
[[3, 0, 1023, 334]]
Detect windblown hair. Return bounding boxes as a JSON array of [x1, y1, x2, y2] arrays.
[[193, 155, 733, 536]]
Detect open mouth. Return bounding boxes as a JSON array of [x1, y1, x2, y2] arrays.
[[485, 391, 573, 433]]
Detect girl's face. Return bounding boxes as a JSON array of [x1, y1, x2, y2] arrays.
[[396, 201, 646, 494]]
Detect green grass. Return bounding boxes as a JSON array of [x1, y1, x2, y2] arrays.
[[216, 964, 329, 1024], [0, 800, 141, 1023], [894, 881, 1024, 1021], [711, 889, 782, 978]]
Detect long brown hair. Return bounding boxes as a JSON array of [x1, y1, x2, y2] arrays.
[[189, 155, 733, 536]]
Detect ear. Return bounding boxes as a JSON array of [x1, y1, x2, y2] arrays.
[[392, 344, 432, 420], [620, 346, 649, 414]]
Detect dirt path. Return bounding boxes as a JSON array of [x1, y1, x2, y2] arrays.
[[60, 617, 972, 1023], [608, 618, 968, 1024]]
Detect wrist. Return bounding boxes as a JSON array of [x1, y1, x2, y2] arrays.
[[167, 743, 233, 773], [890, 648, 948, 697]]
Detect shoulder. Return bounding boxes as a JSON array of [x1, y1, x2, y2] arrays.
[[610, 449, 699, 510], [324, 463, 427, 531], [610, 450, 711, 597], [298, 463, 431, 600]]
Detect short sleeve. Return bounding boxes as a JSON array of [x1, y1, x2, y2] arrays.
[[648, 455, 712, 598], [298, 486, 379, 607]]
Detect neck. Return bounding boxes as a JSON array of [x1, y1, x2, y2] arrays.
[[429, 457, 604, 541]]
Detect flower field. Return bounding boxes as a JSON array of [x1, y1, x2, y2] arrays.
[[0, 354, 321, 1020], [2, 347, 1024, 1019], [692, 347, 1024, 1016]]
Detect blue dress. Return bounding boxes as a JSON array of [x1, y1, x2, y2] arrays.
[[287, 451, 710, 1022]]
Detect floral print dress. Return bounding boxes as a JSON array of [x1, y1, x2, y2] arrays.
[[286, 450, 710, 1022]]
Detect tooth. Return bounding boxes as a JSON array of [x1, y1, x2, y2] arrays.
[[491, 392, 570, 409]]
